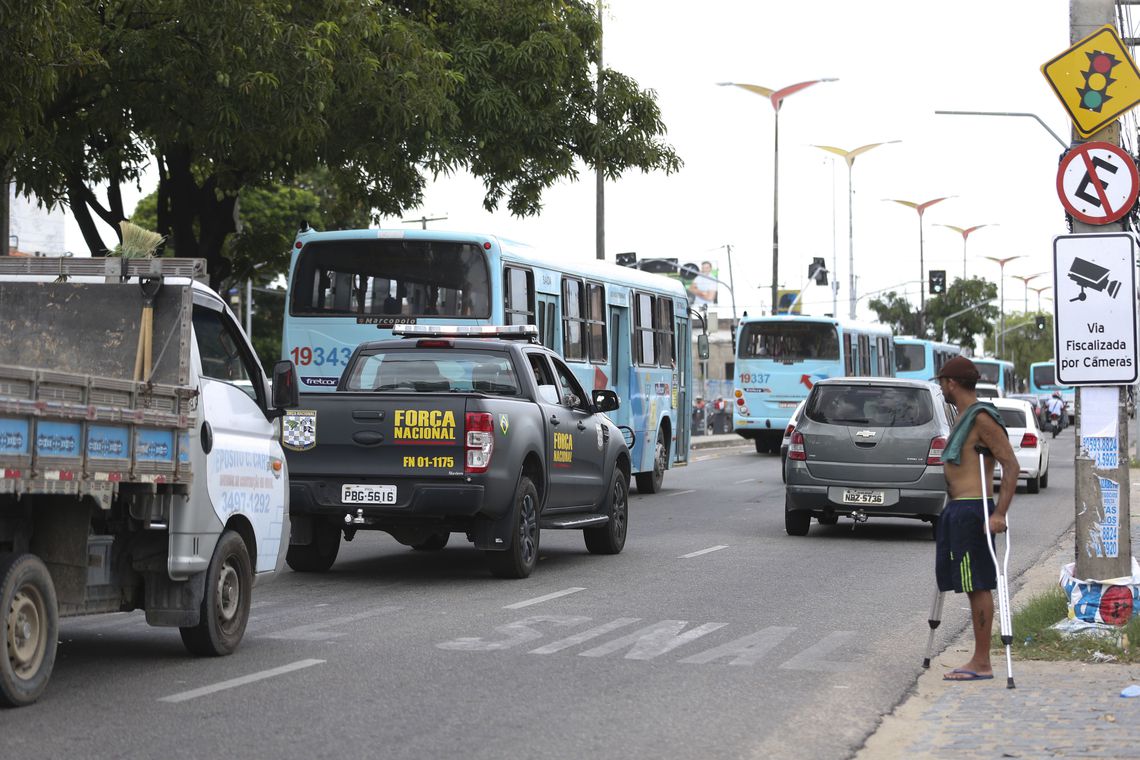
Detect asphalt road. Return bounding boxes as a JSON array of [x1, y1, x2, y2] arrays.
[[0, 433, 1078, 760]]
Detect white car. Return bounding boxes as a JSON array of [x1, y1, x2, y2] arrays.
[[991, 398, 1050, 493], [975, 382, 1003, 399]]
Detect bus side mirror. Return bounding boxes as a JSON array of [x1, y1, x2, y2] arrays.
[[272, 360, 300, 410], [697, 334, 710, 361]]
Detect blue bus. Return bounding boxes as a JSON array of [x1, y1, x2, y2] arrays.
[[894, 338, 962, 381], [281, 226, 696, 493], [973, 357, 1017, 396], [732, 315, 895, 453], [1028, 360, 1074, 422]]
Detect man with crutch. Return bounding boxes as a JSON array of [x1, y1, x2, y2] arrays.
[[932, 357, 1020, 682]]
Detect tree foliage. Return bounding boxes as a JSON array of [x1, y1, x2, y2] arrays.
[[925, 277, 999, 352], [867, 291, 922, 338], [8, 1, 681, 287], [1002, 311, 1054, 384]]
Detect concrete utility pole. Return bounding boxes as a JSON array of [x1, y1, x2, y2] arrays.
[[1070, 0, 1133, 580], [595, 0, 605, 261]]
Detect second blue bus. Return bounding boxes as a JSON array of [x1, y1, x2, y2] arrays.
[[894, 338, 962, 381], [1028, 360, 1074, 423]]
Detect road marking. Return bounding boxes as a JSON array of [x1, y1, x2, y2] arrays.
[[668, 489, 697, 497], [734, 478, 757, 484], [159, 659, 324, 703], [679, 545, 728, 559], [504, 587, 586, 610], [264, 606, 400, 640]]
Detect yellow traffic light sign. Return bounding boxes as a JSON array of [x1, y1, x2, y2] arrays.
[[1042, 25, 1140, 138]]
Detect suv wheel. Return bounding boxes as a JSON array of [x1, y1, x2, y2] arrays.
[[784, 496, 810, 536]]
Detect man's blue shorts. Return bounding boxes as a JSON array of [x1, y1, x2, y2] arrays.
[[935, 498, 997, 593]]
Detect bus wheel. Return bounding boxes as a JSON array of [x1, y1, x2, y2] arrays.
[[411, 533, 450, 551], [635, 430, 667, 494], [180, 530, 252, 657], [754, 438, 765, 454], [1, 553, 59, 708]]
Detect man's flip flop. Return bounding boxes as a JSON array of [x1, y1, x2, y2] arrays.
[[943, 668, 994, 681]]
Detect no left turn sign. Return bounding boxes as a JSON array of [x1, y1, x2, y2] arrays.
[[1057, 141, 1139, 225]]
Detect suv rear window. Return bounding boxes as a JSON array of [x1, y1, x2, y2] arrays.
[[996, 408, 1027, 428], [344, 349, 519, 395], [805, 385, 934, 427]]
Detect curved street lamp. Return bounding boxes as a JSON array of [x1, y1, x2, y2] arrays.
[[719, 78, 838, 314], [813, 141, 901, 320], [1029, 284, 1053, 313], [981, 254, 1025, 356], [885, 196, 953, 332], [934, 223, 996, 281], [1011, 272, 1048, 313]]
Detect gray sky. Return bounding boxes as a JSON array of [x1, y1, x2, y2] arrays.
[[73, 0, 1113, 331]]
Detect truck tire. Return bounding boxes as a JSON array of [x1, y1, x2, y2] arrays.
[[487, 476, 540, 579], [180, 530, 252, 657], [0, 553, 58, 708], [584, 469, 629, 555], [411, 533, 450, 551], [286, 518, 341, 573], [635, 430, 667, 494]]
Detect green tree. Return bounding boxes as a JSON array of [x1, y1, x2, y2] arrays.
[[1002, 311, 1054, 385], [867, 291, 922, 337], [9, 1, 680, 288], [925, 277, 999, 351]]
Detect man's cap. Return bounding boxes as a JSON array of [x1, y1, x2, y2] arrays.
[[935, 356, 981, 382]]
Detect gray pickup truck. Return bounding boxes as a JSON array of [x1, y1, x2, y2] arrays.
[[283, 325, 632, 578]]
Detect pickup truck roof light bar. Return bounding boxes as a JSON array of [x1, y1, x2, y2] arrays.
[[394, 324, 539, 342]]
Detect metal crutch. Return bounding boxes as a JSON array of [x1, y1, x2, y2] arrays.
[[922, 587, 945, 668], [976, 444, 1015, 689]]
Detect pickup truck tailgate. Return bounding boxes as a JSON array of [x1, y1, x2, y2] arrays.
[[286, 394, 468, 480]]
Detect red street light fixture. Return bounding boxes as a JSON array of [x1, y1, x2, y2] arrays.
[[934, 223, 997, 281], [814, 141, 901, 320], [885, 196, 954, 332], [719, 78, 838, 315]]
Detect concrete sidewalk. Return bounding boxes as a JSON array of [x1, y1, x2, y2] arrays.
[[856, 471, 1140, 760]]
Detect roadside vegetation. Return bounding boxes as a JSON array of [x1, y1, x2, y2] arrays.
[[1003, 587, 1140, 664]]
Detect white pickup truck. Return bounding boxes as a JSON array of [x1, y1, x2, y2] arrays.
[[0, 256, 298, 707]]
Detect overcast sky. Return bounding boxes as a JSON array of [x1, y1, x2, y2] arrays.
[[72, 0, 1117, 333]]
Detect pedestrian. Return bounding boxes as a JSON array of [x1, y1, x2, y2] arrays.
[[933, 356, 1020, 682], [1046, 392, 1065, 438]]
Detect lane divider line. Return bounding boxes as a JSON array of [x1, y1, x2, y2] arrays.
[[158, 659, 325, 703], [504, 587, 587, 610], [667, 489, 697, 497], [679, 545, 728, 559]]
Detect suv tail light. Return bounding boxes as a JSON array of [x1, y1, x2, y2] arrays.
[[784, 422, 796, 438], [927, 436, 947, 465], [1020, 432, 1038, 449], [465, 412, 495, 473], [788, 431, 806, 461]]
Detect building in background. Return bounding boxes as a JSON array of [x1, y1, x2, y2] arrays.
[[6, 182, 68, 256]]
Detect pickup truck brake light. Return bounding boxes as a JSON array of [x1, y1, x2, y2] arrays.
[[417, 339, 453, 348], [465, 412, 495, 473]]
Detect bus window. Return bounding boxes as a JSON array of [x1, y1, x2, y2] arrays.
[[635, 293, 656, 365], [739, 321, 840, 362], [586, 282, 607, 363], [897, 342, 925, 374], [859, 335, 871, 375], [1032, 362, 1056, 389], [504, 267, 534, 326], [844, 333, 856, 375], [290, 239, 491, 318], [562, 277, 587, 361], [654, 296, 675, 367]]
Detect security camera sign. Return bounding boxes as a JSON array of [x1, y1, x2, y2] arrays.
[[1053, 233, 1139, 385]]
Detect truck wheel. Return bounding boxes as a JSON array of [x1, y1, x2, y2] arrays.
[[585, 469, 629, 555], [487, 476, 540, 579], [286, 518, 341, 573], [180, 530, 252, 657], [0, 553, 58, 708], [411, 533, 450, 551], [635, 430, 667, 494]]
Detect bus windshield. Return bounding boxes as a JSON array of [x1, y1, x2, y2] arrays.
[[289, 239, 492, 318], [1032, 363, 1058, 389], [738, 321, 839, 361], [975, 362, 1001, 384], [896, 343, 926, 373]]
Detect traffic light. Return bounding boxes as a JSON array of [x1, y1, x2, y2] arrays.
[[1078, 50, 1120, 113], [615, 252, 637, 268], [808, 257, 828, 285], [1036, 315, 1047, 331], [928, 270, 946, 295]]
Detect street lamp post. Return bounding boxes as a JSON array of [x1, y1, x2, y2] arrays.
[[934, 223, 996, 281], [719, 78, 838, 315], [814, 141, 901, 320], [1011, 272, 1047, 313], [981, 254, 1024, 356], [885, 196, 952, 334], [1029, 284, 1052, 313]]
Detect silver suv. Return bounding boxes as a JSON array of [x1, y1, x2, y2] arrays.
[[783, 378, 955, 536]]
